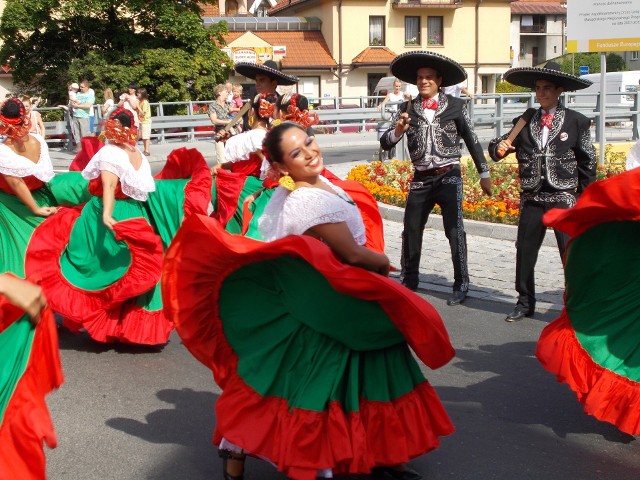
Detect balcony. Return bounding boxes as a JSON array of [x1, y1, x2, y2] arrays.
[[392, 0, 462, 8], [520, 25, 547, 34]]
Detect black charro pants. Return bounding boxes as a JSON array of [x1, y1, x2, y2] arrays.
[[515, 191, 575, 311], [400, 167, 469, 292]]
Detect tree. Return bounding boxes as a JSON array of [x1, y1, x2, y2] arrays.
[[0, 0, 230, 105], [559, 52, 627, 76]]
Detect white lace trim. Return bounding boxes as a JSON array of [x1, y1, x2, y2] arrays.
[[259, 176, 366, 245], [81, 144, 155, 201], [0, 134, 55, 182]]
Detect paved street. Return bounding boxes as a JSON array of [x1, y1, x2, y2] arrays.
[[44, 138, 640, 480]]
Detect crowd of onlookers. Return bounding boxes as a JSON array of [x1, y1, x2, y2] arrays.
[[56, 80, 152, 155]]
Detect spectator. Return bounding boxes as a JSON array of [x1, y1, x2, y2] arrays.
[[71, 79, 95, 147], [443, 81, 472, 98], [100, 88, 115, 133], [377, 78, 407, 112], [57, 83, 79, 150], [118, 84, 140, 128], [228, 84, 244, 114], [137, 87, 152, 156], [22, 96, 45, 137], [225, 81, 234, 105], [208, 84, 233, 164]]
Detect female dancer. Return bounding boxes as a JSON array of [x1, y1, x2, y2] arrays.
[[210, 92, 278, 235], [163, 122, 455, 480], [536, 166, 640, 435], [27, 108, 210, 345], [0, 98, 59, 277], [236, 93, 318, 238], [0, 274, 63, 480]]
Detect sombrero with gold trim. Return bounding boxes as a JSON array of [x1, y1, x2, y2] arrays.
[[390, 51, 466, 88], [234, 60, 299, 86], [504, 61, 592, 91]]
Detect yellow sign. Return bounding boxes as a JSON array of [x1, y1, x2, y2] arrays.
[[231, 47, 273, 64]]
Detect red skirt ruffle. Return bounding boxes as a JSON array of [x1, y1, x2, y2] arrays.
[[537, 311, 640, 435], [0, 292, 63, 480]]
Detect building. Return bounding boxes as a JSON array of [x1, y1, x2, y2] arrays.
[[209, 0, 513, 102], [509, 0, 566, 68]]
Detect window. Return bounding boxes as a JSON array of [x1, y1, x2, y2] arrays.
[[632, 51, 639, 60], [520, 15, 545, 33], [227, 0, 239, 15], [369, 16, 385, 46], [405, 16, 421, 46], [427, 16, 443, 46]]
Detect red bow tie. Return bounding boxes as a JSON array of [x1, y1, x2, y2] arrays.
[[540, 113, 554, 128], [422, 97, 438, 110]]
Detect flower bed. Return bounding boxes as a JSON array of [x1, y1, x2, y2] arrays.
[[347, 154, 626, 225]]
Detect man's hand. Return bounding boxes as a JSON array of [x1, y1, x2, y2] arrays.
[[480, 177, 492, 197], [394, 113, 410, 137]]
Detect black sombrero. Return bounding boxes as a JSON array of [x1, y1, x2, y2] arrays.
[[234, 60, 299, 86], [390, 51, 466, 87], [504, 61, 592, 91]]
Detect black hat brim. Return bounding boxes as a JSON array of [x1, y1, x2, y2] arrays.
[[504, 67, 592, 91], [234, 62, 299, 86], [390, 51, 466, 87]]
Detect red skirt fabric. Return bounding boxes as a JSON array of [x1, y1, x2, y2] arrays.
[[162, 212, 454, 479], [0, 285, 63, 480], [537, 167, 640, 434]]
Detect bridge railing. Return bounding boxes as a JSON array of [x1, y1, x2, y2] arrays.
[[38, 91, 640, 147]]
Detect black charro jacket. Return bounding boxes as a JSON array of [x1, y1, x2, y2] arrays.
[[380, 92, 489, 176], [488, 105, 597, 194]]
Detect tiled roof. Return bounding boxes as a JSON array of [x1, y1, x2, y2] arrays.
[[223, 30, 337, 69], [269, 0, 316, 15], [511, 2, 566, 14], [199, 3, 220, 16], [352, 47, 397, 66]]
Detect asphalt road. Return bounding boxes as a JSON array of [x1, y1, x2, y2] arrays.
[[46, 292, 640, 480]]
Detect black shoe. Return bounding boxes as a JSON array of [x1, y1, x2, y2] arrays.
[[505, 305, 534, 322], [446, 290, 467, 306], [372, 466, 423, 480], [402, 278, 419, 291]]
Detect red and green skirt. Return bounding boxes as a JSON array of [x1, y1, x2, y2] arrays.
[[0, 172, 90, 278], [0, 283, 63, 480], [537, 167, 640, 434], [162, 213, 455, 480], [25, 148, 212, 345]]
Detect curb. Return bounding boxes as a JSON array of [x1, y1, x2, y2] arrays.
[[376, 202, 560, 247]]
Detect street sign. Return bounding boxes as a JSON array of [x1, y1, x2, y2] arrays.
[[579, 65, 589, 76]]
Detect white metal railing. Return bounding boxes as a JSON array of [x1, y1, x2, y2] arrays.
[[38, 92, 640, 147]]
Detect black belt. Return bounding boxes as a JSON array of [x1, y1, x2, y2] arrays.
[[415, 164, 457, 177]]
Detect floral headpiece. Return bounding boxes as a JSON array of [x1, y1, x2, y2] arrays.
[[0, 98, 31, 140], [100, 107, 138, 146], [259, 98, 275, 119], [286, 105, 318, 129]]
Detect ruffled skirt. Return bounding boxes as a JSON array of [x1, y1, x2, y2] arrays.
[[162, 214, 455, 480], [537, 167, 640, 434]]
